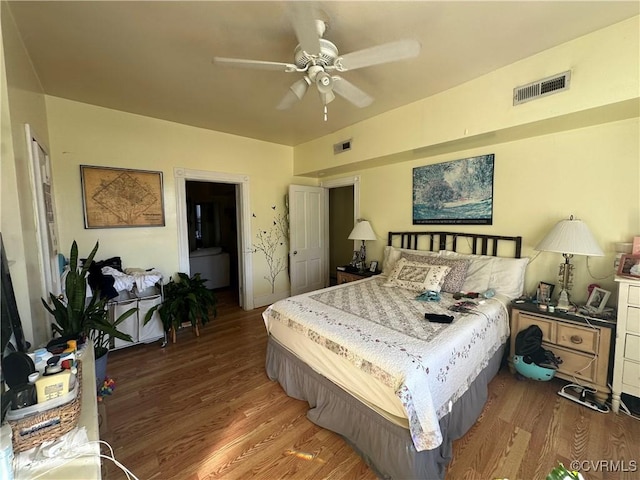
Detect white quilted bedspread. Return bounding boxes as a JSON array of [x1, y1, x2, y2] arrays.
[[263, 276, 510, 451]]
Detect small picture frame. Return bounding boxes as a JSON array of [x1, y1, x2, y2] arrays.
[[617, 254, 640, 279], [369, 260, 378, 273], [585, 287, 611, 313], [536, 281, 554, 304]]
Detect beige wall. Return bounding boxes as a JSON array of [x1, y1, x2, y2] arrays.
[[308, 16, 640, 305], [294, 16, 639, 176], [349, 118, 638, 303], [1, 3, 53, 347], [44, 97, 306, 305]]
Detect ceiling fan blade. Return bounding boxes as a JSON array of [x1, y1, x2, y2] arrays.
[[336, 39, 421, 71], [276, 78, 310, 110], [332, 76, 373, 108], [213, 57, 298, 72], [288, 3, 321, 55]]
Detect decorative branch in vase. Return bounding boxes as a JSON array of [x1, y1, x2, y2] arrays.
[[253, 206, 289, 294]]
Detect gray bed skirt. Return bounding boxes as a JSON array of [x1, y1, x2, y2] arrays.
[[265, 336, 506, 480]]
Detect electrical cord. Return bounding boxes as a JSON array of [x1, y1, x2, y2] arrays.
[[527, 250, 542, 264], [558, 383, 609, 413], [26, 439, 138, 480], [585, 256, 614, 281], [605, 382, 640, 422]]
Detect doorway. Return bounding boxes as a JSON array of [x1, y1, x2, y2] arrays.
[[328, 186, 355, 285], [321, 176, 360, 286], [174, 168, 254, 310], [185, 181, 238, 304]]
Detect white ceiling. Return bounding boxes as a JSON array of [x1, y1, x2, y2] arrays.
[[7, 1, 639, 147]]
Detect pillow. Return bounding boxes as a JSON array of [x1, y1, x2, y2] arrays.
[[400, 253, 470, 293], [383, 258, 451, 292], [439, 250, 529, 299], [440, 251, 494, 292], [382, 246, 403, 275], [382, 246, 438, 275], [487, 257, 529, 299]]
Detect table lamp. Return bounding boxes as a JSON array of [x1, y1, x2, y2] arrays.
[[348, 220, 376, 272], [535, 215, 604, 311]]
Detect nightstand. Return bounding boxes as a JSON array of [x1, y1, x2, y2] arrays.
[[510, 303, 615, 405], [336, 268, 380, 284], [612, 276, 640, 413]]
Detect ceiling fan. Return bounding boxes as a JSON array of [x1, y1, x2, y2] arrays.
[[213, 4, 421, 120]]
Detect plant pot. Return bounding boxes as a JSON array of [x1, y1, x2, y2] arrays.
[[94, 350, 108, 391]]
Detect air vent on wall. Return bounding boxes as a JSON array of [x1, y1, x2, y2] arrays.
[[513, 71, 571, 105], [333, 139, 352, 154]]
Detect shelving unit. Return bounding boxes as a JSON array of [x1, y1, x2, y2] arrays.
[[108, 284, 165, 350]]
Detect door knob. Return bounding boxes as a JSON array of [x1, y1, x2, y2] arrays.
[[293, 250, 298, 255]]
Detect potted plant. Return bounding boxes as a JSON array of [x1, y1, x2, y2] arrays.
[[144, 272, 217, 343], [42, 240, 137, 387]]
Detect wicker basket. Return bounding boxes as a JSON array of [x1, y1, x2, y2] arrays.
[[7, 362, 82, 453]]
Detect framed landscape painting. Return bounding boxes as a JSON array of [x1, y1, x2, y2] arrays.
[[413, 154, 494, 225]]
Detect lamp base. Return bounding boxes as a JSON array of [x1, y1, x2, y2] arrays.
[[556, 290, 571, 311], [358, 241, 367, 273]]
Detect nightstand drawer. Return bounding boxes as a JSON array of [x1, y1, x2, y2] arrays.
[[517, 313, 555, 343], [546, 344, 597, 383], [557, 323, 598, 355], [622, 360, 640, 394], [624, 334, 640, 362], [628, 285, 640, 306], [337, 271, 359, 284], [626, 306, 640, 334]]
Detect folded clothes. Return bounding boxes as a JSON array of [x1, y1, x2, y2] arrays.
[[101, 267, 135, 293], [125, 268, 162, 291], [415, 290, 441, 302]]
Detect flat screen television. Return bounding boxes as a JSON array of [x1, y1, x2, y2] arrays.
[[1, 233, 28, 355], [0, 232, 29, 356], [1, 233, 29, 420]]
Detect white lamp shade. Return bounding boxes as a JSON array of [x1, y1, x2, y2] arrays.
[[535, 218, 604, 257], [348, 220, 377, 241]]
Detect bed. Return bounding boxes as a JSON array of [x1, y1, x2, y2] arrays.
[[263, 231, 526, 479]]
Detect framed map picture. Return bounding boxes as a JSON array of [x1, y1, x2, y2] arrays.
[[80, 165, 165, 228]]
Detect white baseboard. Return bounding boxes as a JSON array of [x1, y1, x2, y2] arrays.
[[253, 290, 290, 308]]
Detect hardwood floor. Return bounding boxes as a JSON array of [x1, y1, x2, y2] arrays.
[[101, 290, 640, 479]]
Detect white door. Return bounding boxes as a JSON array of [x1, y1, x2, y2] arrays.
[[289, 185, 326, 296]]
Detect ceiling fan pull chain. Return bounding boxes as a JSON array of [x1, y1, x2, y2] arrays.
[[324, 105, 328, 122]]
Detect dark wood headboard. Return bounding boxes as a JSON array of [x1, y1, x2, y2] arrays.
[[388, 231, 522, 258]]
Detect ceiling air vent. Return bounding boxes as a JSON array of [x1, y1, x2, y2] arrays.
[[333, 139, 352, 154], [513, 71, 571, 105]]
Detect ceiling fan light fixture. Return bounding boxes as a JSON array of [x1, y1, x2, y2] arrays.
[[291, 77, 311, 100], [213, 3, 420, 117], [319, 89, 335, 105], [315, 71, 333, 93]]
